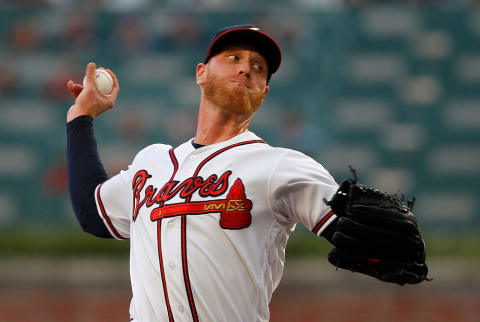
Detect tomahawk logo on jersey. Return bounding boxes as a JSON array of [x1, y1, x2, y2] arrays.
[[94, 131, 338, 321]]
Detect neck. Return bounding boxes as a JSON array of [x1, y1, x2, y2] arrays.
[[194, 97, 253, 146]]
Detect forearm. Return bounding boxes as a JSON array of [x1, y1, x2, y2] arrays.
[[66, 115, 112, 238]]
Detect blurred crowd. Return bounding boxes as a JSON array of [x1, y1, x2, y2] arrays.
[[0, 4, 479, 229], [3, 0, 480, 10]]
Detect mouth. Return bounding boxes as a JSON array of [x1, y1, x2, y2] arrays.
[[230, 81, 249, 88]]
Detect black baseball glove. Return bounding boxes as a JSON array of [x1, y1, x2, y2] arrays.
[[325, 167, 430, 285]]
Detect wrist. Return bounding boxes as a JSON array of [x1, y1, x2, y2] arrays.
[[67, 104, 95, 122]]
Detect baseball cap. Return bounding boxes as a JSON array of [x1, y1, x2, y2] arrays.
[[203, 24, 282, 82]]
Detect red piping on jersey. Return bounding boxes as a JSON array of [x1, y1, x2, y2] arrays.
[[169, 148, 179, 180], [96, 183, 127, 240], [192, 140, 266, 178], [181, 215, 198, 321], [312, 210, 335, 234], [157, 220, 175, 321], [181, 139, 266, 322], [156, 148, 179, 322]]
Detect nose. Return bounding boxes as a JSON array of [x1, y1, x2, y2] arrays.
[[237, 61, 251, 77]]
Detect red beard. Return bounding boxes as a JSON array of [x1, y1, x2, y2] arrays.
[[203, 73, 264, 115]]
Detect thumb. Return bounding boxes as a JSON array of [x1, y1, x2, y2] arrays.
[[84, 62, 97, 86]]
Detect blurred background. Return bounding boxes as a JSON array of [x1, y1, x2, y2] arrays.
[[0, 0, 479, 321]]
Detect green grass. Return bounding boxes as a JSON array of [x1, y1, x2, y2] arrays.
[[422, 233, 480, 260], [0, 228, 479, 260], [285, 231, 480, 261], [0, 228, 129, 257]]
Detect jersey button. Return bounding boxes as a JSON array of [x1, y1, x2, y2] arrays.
[[178, 305, 184, 313], [168, 262, 175, 269], [167, 221, 174, 228], [190, 155, 196, 160]]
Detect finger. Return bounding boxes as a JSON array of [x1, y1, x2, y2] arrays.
[[67, 80, 74, 92], [67, 80, 80, 98], [71, 84, 84, 98], [84, 62, 97, 86], [106, 69, 120, 96]]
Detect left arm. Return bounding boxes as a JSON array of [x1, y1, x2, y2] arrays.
[[319, 218, 338, 243], [269, 150, 339, 235]]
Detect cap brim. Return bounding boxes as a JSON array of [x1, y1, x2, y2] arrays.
[[205, 28, 282, 77]]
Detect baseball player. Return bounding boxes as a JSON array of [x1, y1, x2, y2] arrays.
[[66, 25, 429, 321]]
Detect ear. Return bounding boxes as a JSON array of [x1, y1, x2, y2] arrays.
[[259, 85, 270, 106], [264, 85, 270, 96], [196, 63, 207, 85]]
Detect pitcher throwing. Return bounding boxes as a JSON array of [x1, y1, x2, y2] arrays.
[[66, 25, 429, 321]]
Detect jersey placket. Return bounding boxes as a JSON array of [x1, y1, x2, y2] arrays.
[[179, 140, 266, 322], [156, 147, 201, 322], [156, 140, 266, 322], [153, 148, 178, 321], [160, 212, 188, 320]]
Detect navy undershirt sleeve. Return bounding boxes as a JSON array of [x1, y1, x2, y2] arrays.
[[66, 115, 112, 238]]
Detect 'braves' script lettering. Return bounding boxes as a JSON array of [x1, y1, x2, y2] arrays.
[[132, 170, 231, 221]]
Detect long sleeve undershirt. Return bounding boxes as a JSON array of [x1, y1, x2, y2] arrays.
[[66, 115, 111, 238]]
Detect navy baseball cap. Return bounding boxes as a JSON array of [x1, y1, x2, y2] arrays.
[[203, 24, 282, 82]]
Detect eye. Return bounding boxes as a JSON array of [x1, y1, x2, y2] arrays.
[[253, 63, 264, 72], [228, 55, 240, 61]]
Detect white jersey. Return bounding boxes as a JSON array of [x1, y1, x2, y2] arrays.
[[94, 130, 338, 322]]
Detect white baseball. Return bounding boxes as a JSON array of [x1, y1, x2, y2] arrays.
[[83, 68, 113, 94]]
